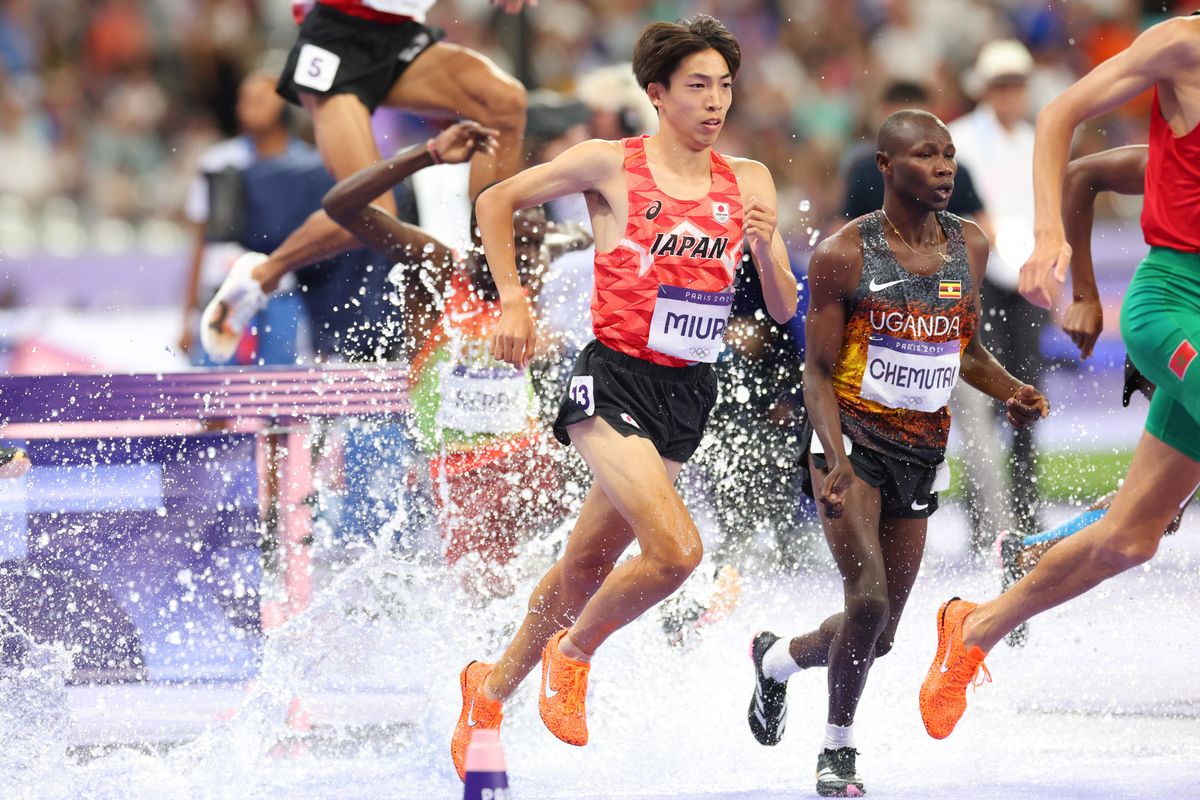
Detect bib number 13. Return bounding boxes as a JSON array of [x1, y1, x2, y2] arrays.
[[569, 376, 595, 416], [294, 44, 340, 92]]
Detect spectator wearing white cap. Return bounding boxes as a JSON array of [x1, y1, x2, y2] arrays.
[[948, 39, 1047, 545]]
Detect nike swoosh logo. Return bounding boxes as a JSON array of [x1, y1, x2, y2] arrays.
[[939, 620, 954, 673], [911, 500, 929, 511], [869, 277, 908, 292], [544, 667, 559, 699], [466, 694, 478, 727], [448, 310, 479, 323]]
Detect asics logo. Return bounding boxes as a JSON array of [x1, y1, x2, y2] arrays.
[[544, 667, 559, 699], [869, 277, 909, 292], [646, 200, 663, 220]]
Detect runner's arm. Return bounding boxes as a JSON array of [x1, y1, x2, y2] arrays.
[[735, 159, 798, 323], [179, 221, 206, 354], [803, 232, 858, 517], [1021, 17, 1198, 308], [322, 121, 497, 264], [960, 221, 1050, 425], [1061, 145, 1149, 359], [477, 139, 622, 366]]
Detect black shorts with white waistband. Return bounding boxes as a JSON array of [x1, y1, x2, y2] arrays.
[[277, 4, 442, 112], [798, 419, 942, 520], [552, 340, 718, 464]]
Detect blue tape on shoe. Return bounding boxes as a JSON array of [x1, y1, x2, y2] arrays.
[[1021, 508, 1108, 547]]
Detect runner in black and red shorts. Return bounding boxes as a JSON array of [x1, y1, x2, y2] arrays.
[[200, 0, 530, 363]]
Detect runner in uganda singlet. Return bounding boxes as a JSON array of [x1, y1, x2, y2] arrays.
[[831, 210, 977, 466]]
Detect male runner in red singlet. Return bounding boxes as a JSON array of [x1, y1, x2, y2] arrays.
[[996, 144, 1189, 648], [921, 13, 1200, 742], [448, 15, 798, 780], [745, 110, 1047, 797], [198, 0, 530, 363]]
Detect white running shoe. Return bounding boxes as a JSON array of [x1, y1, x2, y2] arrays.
[[200, 252, 269, 363]]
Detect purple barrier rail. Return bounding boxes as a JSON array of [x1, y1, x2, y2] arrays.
[[0, 365, 410, 425]]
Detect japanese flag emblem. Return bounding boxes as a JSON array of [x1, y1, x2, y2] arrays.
[[712, 202, 730, 224]]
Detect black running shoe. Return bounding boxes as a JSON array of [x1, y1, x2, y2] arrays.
[[747, 630, 788, 746], [816, 747, 865, 797], [996, 530, 1029, 647]]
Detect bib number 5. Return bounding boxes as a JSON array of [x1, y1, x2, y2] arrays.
[[294, 44, 340, 92]]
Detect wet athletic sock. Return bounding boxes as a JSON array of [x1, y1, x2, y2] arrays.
[[762, 638, 801, 682], [822, 723, 854, 750]]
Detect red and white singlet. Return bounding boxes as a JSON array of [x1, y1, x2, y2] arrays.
[[592, 136, 744, 367]]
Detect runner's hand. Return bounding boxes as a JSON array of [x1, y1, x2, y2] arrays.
[[1005, 384, 1049, 427], [818, 460, 854, 520], [492, 298, 536, 367], [1019, 231, 1071, 310], [743, 195, 777, 256], [431, 121, 500, 165], [1061, 291, 1103, 360], [490, 0, 536, 12]]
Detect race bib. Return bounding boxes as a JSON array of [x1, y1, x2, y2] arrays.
[[859, 334, 960, 413], [293, 44, 339, 92], [436, 365, 530, 435], [646, 285, 733, 363], [569, 376, 595, 416]]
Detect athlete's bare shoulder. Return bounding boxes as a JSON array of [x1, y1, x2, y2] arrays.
[[1127, 14, 1200, 72], [724, 156, 773, 188], [810, 222, 865, 288], [1160, 12, 1200, 52], [819, 219, 866, 258], [956, 215, 989, 251], [955, 215, 990, 285], [557, 138, 625, 178]]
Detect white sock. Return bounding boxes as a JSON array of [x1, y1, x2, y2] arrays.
[[822, 723, 855, 751], [762, 639, 801, 682]]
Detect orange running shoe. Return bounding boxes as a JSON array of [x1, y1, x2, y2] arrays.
[[539, 629, 590, 746], [451, 661, 503, 781], [919, 598, 991, 740]]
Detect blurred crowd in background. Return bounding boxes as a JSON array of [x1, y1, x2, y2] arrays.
[[0, 0, 1188, 263]]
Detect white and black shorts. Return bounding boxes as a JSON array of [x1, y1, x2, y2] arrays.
[[277, 4, 441, 112], [553, 340, 718, 464]]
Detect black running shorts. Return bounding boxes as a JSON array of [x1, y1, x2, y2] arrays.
[[277, 4, 442, 112], [553, 340, 718, 463], [799, 420, 942, 520]]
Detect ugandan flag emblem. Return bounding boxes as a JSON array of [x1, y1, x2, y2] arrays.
[[938, 280, 962, 299]]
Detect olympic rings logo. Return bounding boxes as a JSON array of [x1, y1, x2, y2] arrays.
[[688, 347, 712, 358]]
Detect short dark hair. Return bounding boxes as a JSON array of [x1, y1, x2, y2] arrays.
[[876, 109, 945, 155], [881, 80, 929, 107], [632, 15, 741, 90]]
